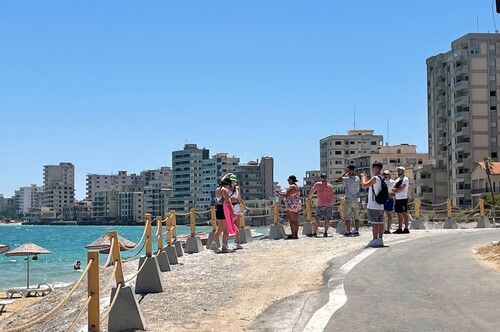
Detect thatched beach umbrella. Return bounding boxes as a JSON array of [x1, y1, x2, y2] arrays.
[[5, 242, 52, 288], [85, 232, 136, 254], [0, 243, 10, 254]]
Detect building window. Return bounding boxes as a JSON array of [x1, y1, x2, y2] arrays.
[[335, 141, 342, 145], [335, 151, 342, 155], [490, 91, 496, 97], [471, 42, 480, 55]]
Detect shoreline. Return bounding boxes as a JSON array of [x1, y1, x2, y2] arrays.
[[0, 223, 498, 331]]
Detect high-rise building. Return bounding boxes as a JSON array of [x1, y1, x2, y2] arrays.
[[427, 33, 500, 206], [14, 184, 43, 214], [169, 144, 210, 217], [42, 162, 75, 215], [320, 130, 383, 180], [200, 153, 239, 209], [234, 157, 274, 201]]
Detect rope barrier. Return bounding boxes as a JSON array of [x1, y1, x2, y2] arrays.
[[99, 283, 122, 325], [66, 295, 92, 332], [1, 259, 94, 332], [99, 238, 115, 270], [195, 209, 211, 215], [124, 257, 149, 284], [128, 225, 148, 251], [420, 201, 448, 207], [122, 239, 147, 262], [100, 262, 120, 295]]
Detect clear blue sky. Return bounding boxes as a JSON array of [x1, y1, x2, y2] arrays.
[[0, 1, 496, 200]]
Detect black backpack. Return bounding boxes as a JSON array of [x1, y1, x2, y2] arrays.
[[372, 175, 389, 204]]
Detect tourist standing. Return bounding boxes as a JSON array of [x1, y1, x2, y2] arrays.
[[337, 165, 361, 237], [360, 161, 385, 247], [382, 170, 396, 234], [227, 174, 247, 250], [210, 178, 234, 253], [307, 172, 334, 237], [275, 175, 301, 239], [392, 166, 410, 234]]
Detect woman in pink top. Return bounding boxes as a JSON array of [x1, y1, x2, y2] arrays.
[[275, 175, 301, 239]]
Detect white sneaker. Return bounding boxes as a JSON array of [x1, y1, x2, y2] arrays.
[[209, 242, 219, 251], [234, 243, 243, 250]]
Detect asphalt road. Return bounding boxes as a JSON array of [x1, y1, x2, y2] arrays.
[[250, 229, 500, 332]]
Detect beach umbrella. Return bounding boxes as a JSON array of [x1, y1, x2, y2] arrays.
[[5, 242, 52, 288], [85, 232, 136, 254], [0, 243, 10, 254]]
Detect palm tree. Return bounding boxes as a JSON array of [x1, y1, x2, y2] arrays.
[[483, 156, 496, 205]]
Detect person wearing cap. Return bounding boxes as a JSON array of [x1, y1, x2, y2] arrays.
[[337, 165, 361, 237], [209, 177, 234, 253], [392, 166, 410, 234], [275, 175, 301, 239], [382, 170, 396, 234], [225, 173, 248, 250], [360, 161, 385, 247], [307, 172, 334, 237]]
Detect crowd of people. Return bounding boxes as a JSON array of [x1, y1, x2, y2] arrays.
[[210, 162, 410, 251]]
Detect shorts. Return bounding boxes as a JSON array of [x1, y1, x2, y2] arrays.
[[367, 209, 384, 224], [216, 205, 225, 220], [395, 199, 408, 213], [343, 200, 360, 220], [315, 205, 333, 220], [384, 198, 394, 212]]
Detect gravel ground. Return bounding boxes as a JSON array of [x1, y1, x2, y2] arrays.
[[0, 221, 497, 332]]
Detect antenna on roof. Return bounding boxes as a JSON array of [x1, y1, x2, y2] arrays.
[[353, 105, 356, 130], [386, 118, 390, 146], [492, 1, 499, 33]]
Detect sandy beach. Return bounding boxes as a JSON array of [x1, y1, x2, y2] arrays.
[[0, 222, 498, 332]]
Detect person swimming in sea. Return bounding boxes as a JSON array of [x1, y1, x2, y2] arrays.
[[73, 260, 81, 270]]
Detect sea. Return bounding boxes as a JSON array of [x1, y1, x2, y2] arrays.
[[0, 224, 267, 290]]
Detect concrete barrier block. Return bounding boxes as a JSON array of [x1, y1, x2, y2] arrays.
[[239, 228, 253, 243], [411, 219, 426, 229], [336, 220, 347, 234], [269, 225, 285, 240], [443, 218, 458, 229], [135, 256, 164, 294], [156, 250, 171, 272], [301, 222, 313, 235], [173, 240, 184, 257], [109, 285, 146, 332], [184, 236, 204, 254], [207, 232, 218, 248], [476, 217, 492, 228], [163, 245, 178, 265]]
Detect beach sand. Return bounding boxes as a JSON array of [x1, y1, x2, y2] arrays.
[[0, 222, 498, 332]]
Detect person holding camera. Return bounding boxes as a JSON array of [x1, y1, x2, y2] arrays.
[[337, 165, 361, 237]]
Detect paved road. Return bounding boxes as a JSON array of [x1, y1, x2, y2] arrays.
[[250, 229, 500, 332]]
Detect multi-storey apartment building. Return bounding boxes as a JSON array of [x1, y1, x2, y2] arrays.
[[200, 153, 239, 209], [427, 33, 500, 206], [320, 130, 383, 179], [42, 162, 75, 215], [234, 157, 274, 201], [14, 184, 43, 214], [169, 144, 210, 217]]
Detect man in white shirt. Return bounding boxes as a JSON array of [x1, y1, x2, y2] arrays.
[[382, 170, 396, 234], [392, 166, 410, 234], [360, 161, 385, 247]]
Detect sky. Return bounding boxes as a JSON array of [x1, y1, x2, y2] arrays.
[[0, 1, 497, 200]]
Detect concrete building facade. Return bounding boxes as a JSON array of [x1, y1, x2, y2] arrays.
[[427, 33, 500, 206], [42, 162, 75, 215]]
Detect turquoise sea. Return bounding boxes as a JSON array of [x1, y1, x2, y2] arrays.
[[0, 224, 267, 290]]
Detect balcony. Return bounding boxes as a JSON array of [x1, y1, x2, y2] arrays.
[[471, 187, 500, 195], [436, 95, 446, 104], [454, 65, 469, 76], [453, 96, 470, 107], [436, 81, 446, 91], [453, 80, 469, 91], [456, 127, 470, 136], [452, 109, 470, 121], [436, 68, 445, 77]]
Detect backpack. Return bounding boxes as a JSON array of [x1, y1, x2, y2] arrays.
[[372, 175, 389, 204]]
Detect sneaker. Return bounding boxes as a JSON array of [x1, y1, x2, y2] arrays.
[[234, 243, 243, 250], [351, 230, 360, 237], [221, 246, 234, 253], [343, 232, 352, 237], [403, 228, 410, 234], [308, 233, 318, 238], [323, 233, 328, 237], [393, 228, 403, 234], [384, 230, 391, 234], [209, 242, 219, 251]]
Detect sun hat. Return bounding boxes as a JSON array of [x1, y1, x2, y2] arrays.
[[397, 166, 405, 171], [383, 170, 390, 175]]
